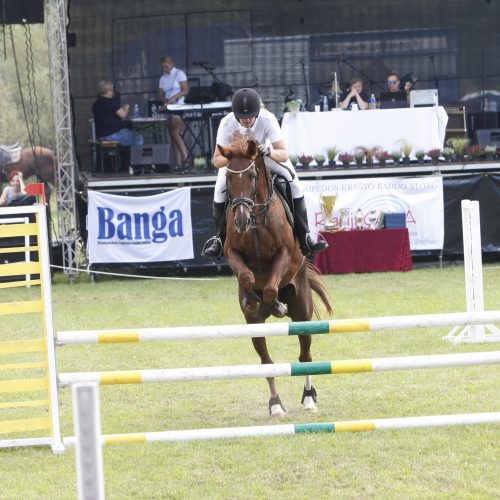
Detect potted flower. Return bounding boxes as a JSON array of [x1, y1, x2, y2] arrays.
[[467, 144, 484, 162], [398, 140, 413, 164], [314, 154, 326, 168], [391, 150, 402, 165], [193, 157, 206, 170], [446, 137, 469, 162], [484, 145, 497, 161], [354, 148, 365, 167], [298, 154, 313, 169], [289, 155, 299, 167], [360, 146, 381, 167], [415, 150, 426, 164], [338, 152, 353, 168], [376, 150, 390, 167], [326, 147, 338, 167], [442, 147, 454, 163], [427, 148, 441, 165]]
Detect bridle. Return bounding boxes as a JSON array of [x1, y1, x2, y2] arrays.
[[226, 157, 274, 228]]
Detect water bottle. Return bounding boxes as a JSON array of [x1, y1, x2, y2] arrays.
[[133, 104, 140, 118], [322, 95, 329, 112], [369, 94, 377, 110], [151, 104, 157, 118]]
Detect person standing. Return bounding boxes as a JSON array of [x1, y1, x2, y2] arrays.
[[339, 77, 369, 110], [158, 55, 189, 170], [202, 88, 328, 258]]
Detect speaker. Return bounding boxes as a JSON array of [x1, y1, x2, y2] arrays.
[[474, 129, 500, 148], [0, 0, 44, 24], [130, 145, 170, 166], [444, 105, 467, 141]]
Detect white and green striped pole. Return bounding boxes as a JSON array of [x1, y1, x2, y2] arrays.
[[56, 311, 500, 345], [58, 351, 500, 387], [62, 412, 500, 447]]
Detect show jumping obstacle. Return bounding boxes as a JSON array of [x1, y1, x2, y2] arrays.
[[1, 202, 499, 455]]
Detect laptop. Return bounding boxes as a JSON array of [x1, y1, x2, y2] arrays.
[[379, 91, 408, 109]]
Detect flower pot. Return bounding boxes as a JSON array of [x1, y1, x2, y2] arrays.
[[378, 159, 386, 167], [316, 161, 325, 169], [417, 158, 425, 165], [403, 156, 411, 165], [342, 161, 350, 168], [365, 159, 373, 167], [328, 160, 337, 168], [355, 159, 363, 168], [431, 158, 439, 166]]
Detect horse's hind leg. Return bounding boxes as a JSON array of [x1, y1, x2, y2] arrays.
[[298, 334, 317, 412], [251, 336, 286, 418]]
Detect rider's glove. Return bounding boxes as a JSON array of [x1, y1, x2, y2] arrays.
[[258, 144, 271, 157]]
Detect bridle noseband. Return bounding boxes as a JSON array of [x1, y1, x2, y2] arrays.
[[226, 158, 274, 227]]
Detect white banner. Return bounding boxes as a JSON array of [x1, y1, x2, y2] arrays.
[[302, 176, 444, 250], [87, 188, 193, 263]]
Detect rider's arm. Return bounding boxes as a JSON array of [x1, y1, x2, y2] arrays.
[[0, 187, 8, 206], [212, 148, 228, 169], [18, 172, 27, 194], [269, 139, 288, 163]]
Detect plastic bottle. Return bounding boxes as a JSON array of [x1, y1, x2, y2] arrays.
[[369, 94, 377, 110], [322, 95, 329, 112], [151, 104, 157, 118], [133, 104, 140, 118]]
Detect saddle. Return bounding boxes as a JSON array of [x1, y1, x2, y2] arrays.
[[0, 143, 22, 167]]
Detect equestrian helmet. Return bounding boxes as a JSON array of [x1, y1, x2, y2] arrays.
[[232, 88, 261, 119]]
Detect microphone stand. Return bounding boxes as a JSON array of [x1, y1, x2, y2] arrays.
[[299, 59, 310, 109], [198, 62, 223, 84], [429, 55, 439, 89], [338, 55, 382, 93], [481, 48, 486, 129]]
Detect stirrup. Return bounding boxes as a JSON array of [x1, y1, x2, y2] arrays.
[[306, 233, 328, 257], [201, 236, 223, 258]]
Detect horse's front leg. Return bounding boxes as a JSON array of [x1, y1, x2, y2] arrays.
[[227, 247, 260, 311], [263, 248, 292, 318]]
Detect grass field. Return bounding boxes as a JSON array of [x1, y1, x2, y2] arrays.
[[1, 265, 500, 499]]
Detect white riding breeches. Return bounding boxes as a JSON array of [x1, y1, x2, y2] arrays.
[[213, 157, 303, 203]]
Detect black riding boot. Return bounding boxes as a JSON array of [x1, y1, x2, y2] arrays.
[[201, 202, 226, 258], [293, 196, 328, 257]]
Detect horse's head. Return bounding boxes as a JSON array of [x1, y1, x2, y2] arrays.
[[218, 139, 261, 234]]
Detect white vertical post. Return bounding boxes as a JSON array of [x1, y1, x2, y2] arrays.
[[444, 200, 500, 343], [72, 383, 105, 500]]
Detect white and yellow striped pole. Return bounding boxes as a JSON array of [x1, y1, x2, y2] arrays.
[[58, 351, 500, 387]]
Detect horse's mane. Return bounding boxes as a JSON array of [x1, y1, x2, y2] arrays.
[[230, 131, 255, 154]]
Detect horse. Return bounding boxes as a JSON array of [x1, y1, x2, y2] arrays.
[[218, 136, 333, 417], [1, 146, 56, 202]]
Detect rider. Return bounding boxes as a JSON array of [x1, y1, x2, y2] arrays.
[[202, 87, 328, 258]]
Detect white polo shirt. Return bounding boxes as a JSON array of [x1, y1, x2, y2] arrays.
[[158, 68, 187, 104], [216, 108, 283, 147]]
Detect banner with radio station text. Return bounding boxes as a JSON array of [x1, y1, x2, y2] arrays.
[[302, 176, 444, 250], [87, 188, 193, 263]]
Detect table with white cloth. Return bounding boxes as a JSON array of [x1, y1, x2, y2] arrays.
[[281, 107, 449, 159]]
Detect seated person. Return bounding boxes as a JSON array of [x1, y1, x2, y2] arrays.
[[0, 170, 27, 205], [339, 77, 369, 110], [92, 80, 143, 146], [386, 71, 402, 93]]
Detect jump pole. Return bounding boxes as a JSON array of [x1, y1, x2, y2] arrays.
[[55, 310, 500, 345], [57, 351, 500, 387], [62, 411, 500, 447], [444, 200, 500, 343]]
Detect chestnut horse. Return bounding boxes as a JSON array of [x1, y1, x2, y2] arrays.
[[1, 146, 56, 202], [219, 137, 333, 417]]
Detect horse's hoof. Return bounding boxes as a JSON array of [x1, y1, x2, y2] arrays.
[[302, 397, 318, 412], [301, 386, 317, 411], [269, 395, 286, 418], [271, 300, 288, 318], [243, 291, 260, 312]]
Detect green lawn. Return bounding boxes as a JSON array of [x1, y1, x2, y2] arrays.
[[1, 265, 500, 499]]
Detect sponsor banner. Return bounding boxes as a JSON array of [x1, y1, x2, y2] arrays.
[[87, 188, 193, 263], [302, 176, 444, 250]]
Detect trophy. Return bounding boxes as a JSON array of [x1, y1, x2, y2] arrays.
[[339, 208, 351, 230], [319, 193, 338, 232]]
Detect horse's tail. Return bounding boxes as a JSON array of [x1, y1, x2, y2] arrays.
[[306, 260, 333, 318]]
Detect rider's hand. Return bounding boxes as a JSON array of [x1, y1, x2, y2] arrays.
[[258, 144, 271, 157]]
